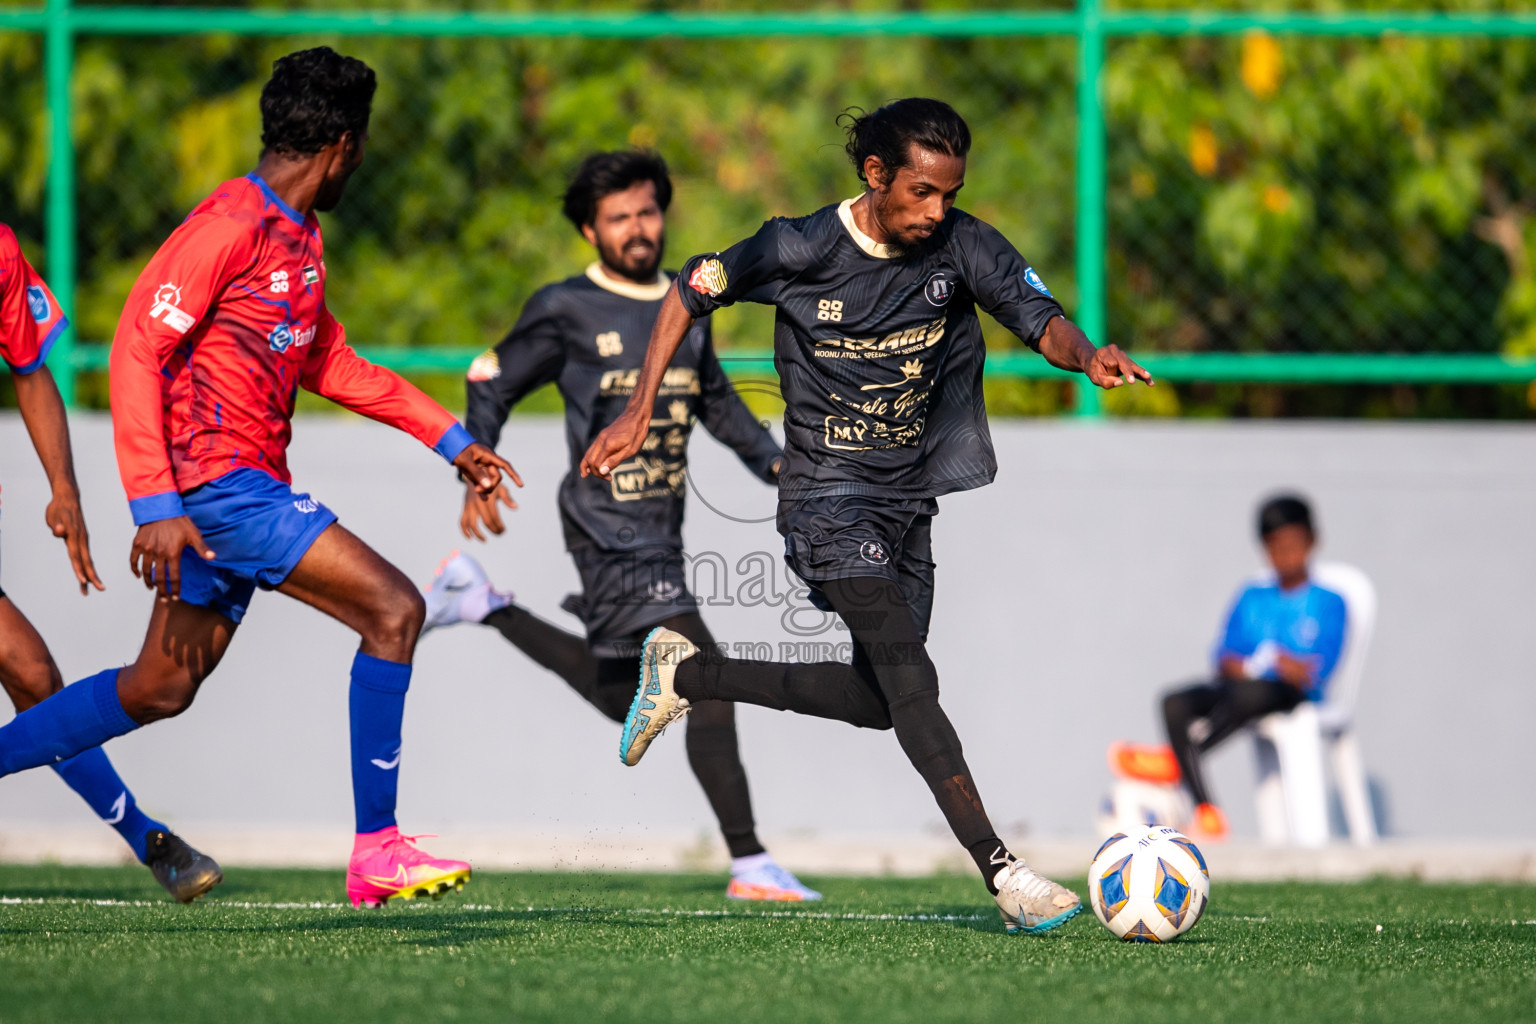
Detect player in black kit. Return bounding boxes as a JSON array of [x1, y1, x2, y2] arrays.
[[584, 100, 1153, 934], [421, 150, 819, 900]]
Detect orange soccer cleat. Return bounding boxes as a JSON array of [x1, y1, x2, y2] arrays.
[[1108, 741, 1182, 786], [1191, 803, 1230, 842]]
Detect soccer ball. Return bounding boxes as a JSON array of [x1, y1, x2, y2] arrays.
[[1087, 825, 1210, 942]]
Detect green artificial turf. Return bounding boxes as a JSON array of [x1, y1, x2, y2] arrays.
[[0, 866, 1532, 1023]]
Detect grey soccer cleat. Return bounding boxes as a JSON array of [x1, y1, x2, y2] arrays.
[[618, 627, 696, 767], [421, 550, 508, 635], [994, 859, 1081, 934], [145, 830, 223, 904]]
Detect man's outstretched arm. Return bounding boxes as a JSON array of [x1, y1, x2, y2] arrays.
[[1037, 317, 1154, 389], [12, 365, 103, 595], [580, 284, 694, 479], [301, 309, 521, 497]]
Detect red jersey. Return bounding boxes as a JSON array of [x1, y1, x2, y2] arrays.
[[111, 174, 472, 525], [0, 223, 68, 376]]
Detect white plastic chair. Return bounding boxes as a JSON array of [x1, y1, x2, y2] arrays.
[[1250, 561, 1379, 848]]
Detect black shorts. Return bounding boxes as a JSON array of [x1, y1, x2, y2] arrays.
[[560, 545, 699, 656], [778, 495, 938, 640]]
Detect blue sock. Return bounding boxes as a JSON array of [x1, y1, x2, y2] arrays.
[[349, 652, 411, 835], [51, 747, 166, 863], [0, 669, 139, 777]]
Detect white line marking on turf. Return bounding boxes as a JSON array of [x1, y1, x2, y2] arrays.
[[0, 896, 989, 922], [9, 897, 1528, 927]]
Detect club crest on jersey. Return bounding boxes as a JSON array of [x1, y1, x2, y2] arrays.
[[688, 258, 728, 297], [925, 272, 955, 307], [1025, 267, 1053, 297], [859, 540, 890, 565], [649, 579, 684, 601], [268, 321, 316, 353], [149, 283, 196, 334], [25, 285, 50, 322], [467, 349, 501, 382]]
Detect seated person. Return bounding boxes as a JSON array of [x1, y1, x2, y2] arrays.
[[1113, 494, 1347, 840]]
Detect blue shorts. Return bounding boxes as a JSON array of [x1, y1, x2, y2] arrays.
[[170, 468, 338, 624]]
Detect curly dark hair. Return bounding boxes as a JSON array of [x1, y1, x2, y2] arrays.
[[839, 98, 971, 185], [561, 150, 673, 230], [260, 47, 377, 157]]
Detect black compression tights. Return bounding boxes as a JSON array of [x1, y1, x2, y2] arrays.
[[481, 605, 764, 859], [673, 576, 1011, 889]]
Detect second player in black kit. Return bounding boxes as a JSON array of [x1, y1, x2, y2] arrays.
[[429, 151, 819, 900], [585, 100, 1152, 932]]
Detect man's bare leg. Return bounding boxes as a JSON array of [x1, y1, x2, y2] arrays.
[[0, 595, 227, 899], [277, 522, 467, 907]]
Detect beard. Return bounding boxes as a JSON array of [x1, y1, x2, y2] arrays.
[[871, 188, 938, 259], [598, 231, 665, 282]]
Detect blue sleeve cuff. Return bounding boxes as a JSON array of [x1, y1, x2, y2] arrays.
[[7, 316, 66, 375], [129, 491, 186, 526], [432, 422, 475, 464]]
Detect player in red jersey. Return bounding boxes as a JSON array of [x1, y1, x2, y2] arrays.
[[0, 48, 517, 908], [1, 225, 221, 901]]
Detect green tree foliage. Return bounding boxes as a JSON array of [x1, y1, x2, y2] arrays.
[[1107, 0, 1536, 357], [2, 0, 1534, 418]]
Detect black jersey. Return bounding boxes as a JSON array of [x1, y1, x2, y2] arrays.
[[677, 200, 1064, 500], [466, 263, 781, 554]]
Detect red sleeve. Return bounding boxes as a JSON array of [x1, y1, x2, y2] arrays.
[[110, 215, 255, 522], [0, 229, 67, 375], [300, 309, 472, 462]]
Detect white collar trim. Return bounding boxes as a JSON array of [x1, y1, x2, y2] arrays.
[[585, 262, 672, 301], [838, 197, 898, 259]]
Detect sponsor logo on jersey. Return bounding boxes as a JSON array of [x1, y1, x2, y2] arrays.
[[611, 455, 687, 501], [1025, 267, 1053, 297], [467, 349, 501, 382], [149, 282, 196, 334], [302, 264, 320, 285], [270, 270, 290, 293], [25, 285, 50, 322], [688, 258, 728, 296], [817, 298, 844, 322], [925, 272, 954, 306], [293, 498, 320, 514], [824, 413, 925, 451], [596, 330, 623, 357], [815, 317, 947, 357], [600, 365, 700, 396], [268, 321, 317, 353]]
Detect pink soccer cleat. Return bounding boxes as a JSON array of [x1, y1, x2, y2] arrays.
[[346, 826, 472, 909]]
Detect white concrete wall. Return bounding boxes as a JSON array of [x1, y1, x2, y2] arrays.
[[1, 413, 1532, 854]]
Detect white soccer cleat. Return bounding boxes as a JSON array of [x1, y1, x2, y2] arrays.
[[421, 550, 509, 635], [618, 627, 696, 766], [994, 859, 1082, 935], [727, 855, 823, 902]]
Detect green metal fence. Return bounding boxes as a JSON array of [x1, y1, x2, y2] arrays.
[[6, 1, 1536, 415]]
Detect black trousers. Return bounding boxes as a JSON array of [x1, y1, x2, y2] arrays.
[[1161, 677, 1305, 807]]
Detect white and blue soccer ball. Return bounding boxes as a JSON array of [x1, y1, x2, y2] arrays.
[[1087, 825, 1210, 942]]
